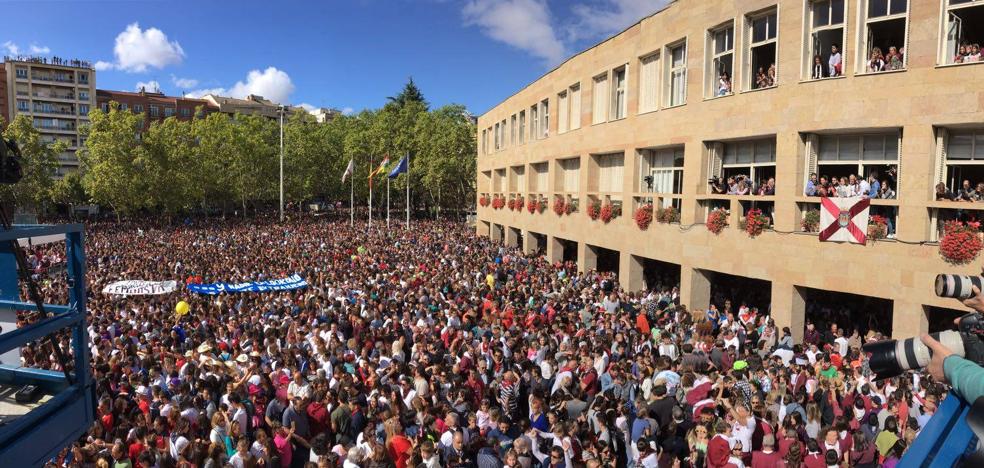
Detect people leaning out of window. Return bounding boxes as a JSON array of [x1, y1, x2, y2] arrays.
[[936, 180, 984, 202], [867, 46, 904, 72], [954, 43, 982, 64], [805, 172, 895, 199], [709, 175, 775, 196], [811, 44, 843, 80]]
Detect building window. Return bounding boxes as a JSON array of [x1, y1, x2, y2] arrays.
[[481, 129, 487, 155], [530, 105, 538, 140], [101, 103, 109, 113], [16, 100, 28, 112], [640, 147, 685, 199], [805, 0, 846, 79], [15, 68, 27, 79], [79, 104, 89, 115], [510, 114, 517, 144], [815, 132, 900, 197], [539, 99, 548, 138], [559, 157, 581, 193], [134, 104, 143, 113], [745, 9, 778, 90], [518, 111, 526, 144], [180, 108, 191, 117], [164, 107, 175, 117], [568, 83, 581, 130], [707, 23, 734, 97], [149, 105, 159, 117], [942, 129, 984, 195], [592, 73, 609, 124], [494, 123, 500, 151], [639, 52, 659, 113], [78, 72, 88, 84], [942, 0, 984, 65], [611, 65, 627, 120], [721, 138, 777, 193], [860, 0, 908, 73], [665, 41, 687, 107], [594, 153, 625, 194], [121, 103, 128, 111], [79, 91, 89, 100], [557, 90, 569, 134]]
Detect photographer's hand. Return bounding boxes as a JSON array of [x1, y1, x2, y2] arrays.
[[963, 283, 984, 315], [920, 334, 954, 383]]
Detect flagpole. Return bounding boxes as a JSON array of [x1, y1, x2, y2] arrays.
[[387, 176, 391, 229], [350, 172, 354, 227], [405, 151, 410, 229], [368, 154, 373, 227]]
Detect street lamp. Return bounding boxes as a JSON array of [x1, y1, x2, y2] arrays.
[[277, 104, 285, 222]]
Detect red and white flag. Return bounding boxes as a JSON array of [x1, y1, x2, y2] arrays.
[[819, 197, 870, 244]]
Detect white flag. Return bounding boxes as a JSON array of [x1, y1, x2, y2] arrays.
[[819, 197, 870, 244], [341, 159, 354, 183]]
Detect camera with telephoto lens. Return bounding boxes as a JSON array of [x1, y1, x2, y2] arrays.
[[936, 274, 984, 300], [863, 312, 984, 380]]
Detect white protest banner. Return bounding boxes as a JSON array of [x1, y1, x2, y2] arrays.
[[102, 280, 178, 296]]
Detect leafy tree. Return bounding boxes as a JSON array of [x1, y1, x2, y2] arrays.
[[0, 115, 62, 213], [386, 77, 428, 110], [78, 102, 146, 215], [140, 116, 199, 213], [50, 171, 88, 207]]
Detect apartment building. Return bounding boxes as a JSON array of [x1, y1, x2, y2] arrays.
[[475, 0, 984, 340], [2, 56, 96, 174], [96, 88, 216, 128], [200, 94, 305, 119]]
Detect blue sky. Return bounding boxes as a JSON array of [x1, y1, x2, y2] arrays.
[[1, 0, 668, 115]]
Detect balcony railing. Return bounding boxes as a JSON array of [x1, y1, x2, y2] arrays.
[[31, 75, 75, 84], [33, 108, 75, 116], [34, 123, 76, 131], [32, 92, 75, 100]]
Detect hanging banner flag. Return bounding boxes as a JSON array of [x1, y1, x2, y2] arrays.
[[103, 280, 178, 296], [819, 197, 870, 244], [186, 274, 308, 295]]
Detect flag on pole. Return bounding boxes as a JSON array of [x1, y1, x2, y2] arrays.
[[368, 155, 390, 189], [341, 158, 354, 183], [819, 197, 870, 244], [387, 155, 408, 179]]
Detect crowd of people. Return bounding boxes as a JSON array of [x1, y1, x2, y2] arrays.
[[709, 177, 775, 196], [753, 65, 776, 90], [803, 173, 895, 200], [14, 213, 968, 467], [934, 179, 984, 202]]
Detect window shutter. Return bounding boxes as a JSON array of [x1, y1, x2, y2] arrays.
[[805, 134, 819, 191], [558, 92, 569, 134], [934, 128, 948, 186], [709, 143, 724, 179], [570, 85, 581, 130], [896, 131, 903, 201]]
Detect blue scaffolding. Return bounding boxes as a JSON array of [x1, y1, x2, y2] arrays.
[[0, 224, 94, 466]]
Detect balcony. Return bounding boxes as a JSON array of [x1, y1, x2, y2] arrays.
[[32, 108, 76, 117], [30, 75, 75, 85], [33, 123, 76, 132], [32, 92, 75, 101]]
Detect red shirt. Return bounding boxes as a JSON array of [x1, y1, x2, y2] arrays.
[[387, 435, 413, 468], [751, 450, 783, 468], [128, 442, 145, 468], [803, 453, 825, 468], [707, 435, 731, 468]]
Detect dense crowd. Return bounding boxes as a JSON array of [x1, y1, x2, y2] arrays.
[[21, 215, 958, 468]]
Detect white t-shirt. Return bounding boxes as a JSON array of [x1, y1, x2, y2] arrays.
[[835, 337, 849, 356], [732, 417, 755, 454]]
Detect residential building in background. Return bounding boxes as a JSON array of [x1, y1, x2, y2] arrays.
[[96, 88, 216, 128], [310, 107, 340, 123], [200, 93, 304, 119], [0, 69, 8, 128], [2, 56, 96, 174], [476, 0, 984, 340]]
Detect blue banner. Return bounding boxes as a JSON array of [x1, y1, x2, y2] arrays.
[[187, 274, 308, 295]]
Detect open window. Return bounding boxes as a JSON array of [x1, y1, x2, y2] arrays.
[[805, 0, 846, 80], [859, 0, 908, 73], [941, 128, 984, 196], [706, 22, 734, 97], [745, 9, 778, 90], [722, 138, 777, 193], [664, 40, 687, 107], [941, 0, 984, 65], [640, 146, 684, 209], [539, 99, 549, 139], [610, 65, 627, 120], [814, 132, 900, 198]]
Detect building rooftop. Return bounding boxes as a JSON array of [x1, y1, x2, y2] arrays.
[[2, 55, 94, 70]]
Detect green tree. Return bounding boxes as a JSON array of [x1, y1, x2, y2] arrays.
[[412, 104, 476, 214], [386, 77, 428, 110], [50, 171, 88, 206], [79, 102, 146, 215], [0, 115, 63, 213], [140, 116, 199, 213]]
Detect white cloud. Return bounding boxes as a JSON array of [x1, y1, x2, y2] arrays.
[[135, 80, 161, 92], [186, 67, 295, 104], [29, 43, 50, 54], [341, 107, 354, 116], [462, 0, 565, 65], [109, 23, 185, 73], [2, 41, 19, 55], [171, 74, 198, 89], [568, 0, 668, 42], [94, 60, 114, 71]]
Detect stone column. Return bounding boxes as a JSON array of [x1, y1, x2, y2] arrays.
[[771, 282, 806, 343], [547, 236, 563, 263], [892, 300, 928, 339], [578, 242, 597, 273], [681, 267, 711, 311], [505, 227, 519, 248], [620, 254, 645, 293]]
